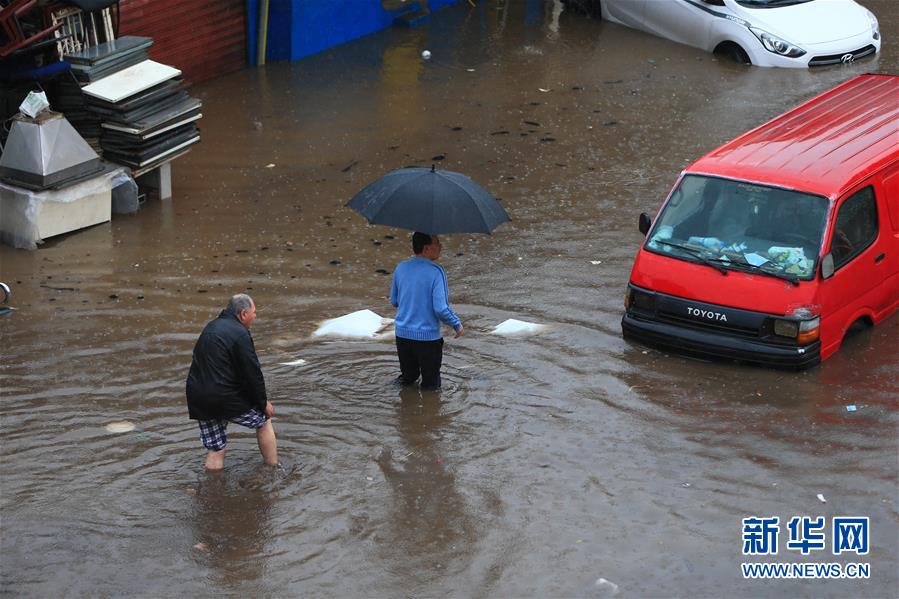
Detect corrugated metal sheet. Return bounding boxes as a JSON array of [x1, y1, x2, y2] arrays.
[[118, 0, 246, 83]]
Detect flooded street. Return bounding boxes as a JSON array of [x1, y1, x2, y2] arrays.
[[2, 1, 897, 596]]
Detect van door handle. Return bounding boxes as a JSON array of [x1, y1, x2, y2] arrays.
[[874, 253, 885, 263]]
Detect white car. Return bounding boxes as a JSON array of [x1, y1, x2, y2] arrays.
[[592, 0, 881, 67]]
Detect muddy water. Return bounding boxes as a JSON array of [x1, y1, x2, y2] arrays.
[[1, 1, 897, 596]]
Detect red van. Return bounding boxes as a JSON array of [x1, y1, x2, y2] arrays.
[[622, 74, 898, 368]]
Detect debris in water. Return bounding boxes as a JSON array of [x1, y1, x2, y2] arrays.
[[523, 120, 541, 127], [421, 50, 431, 60], [845, 405, 857, 412], [466, 68, 475, 72], [590, 260, 602, 265], [105, 421, 135, 433], [265, 163, 275, 168], [279, 358, 307, 366], [538, 88, 551, 92], [375, 269, 390, 275], [594, 577, 619, 594], [313, 309, 393, 338], [432, 154, 445, 161], [490, 130, 510, 136], [329, 260, 341, 265], [817, 493, 827, 503], [193, 543, 208, 551], [492, 319, 545, 336]]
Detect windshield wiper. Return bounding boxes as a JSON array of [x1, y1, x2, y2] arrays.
[[653, 240, 728, 276], [717, 259, 801, 287]]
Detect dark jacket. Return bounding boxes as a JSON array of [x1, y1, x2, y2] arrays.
[[186, 308, 267, 421]]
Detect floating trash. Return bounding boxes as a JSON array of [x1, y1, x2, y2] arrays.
[[279, 358, 307, 366], [492, 319, 545, 336], [845, 405, 857, 412], [105, 421, 135, 433], [421, 50, 431, 59], [313, 309, 392, 338], [594, 577, 619, 594], [817, 493, 827, 503]]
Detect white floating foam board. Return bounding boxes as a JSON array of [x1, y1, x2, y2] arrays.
[[82, 60, 181, 103], [313, 309, 392, 338], [492, 318, 545, 335]]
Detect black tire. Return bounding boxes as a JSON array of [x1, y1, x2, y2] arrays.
[[562, 0, 602, 19], [715, 42, 751, 65]]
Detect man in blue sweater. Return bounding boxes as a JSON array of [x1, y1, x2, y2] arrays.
[[390, 232, 464, 390]]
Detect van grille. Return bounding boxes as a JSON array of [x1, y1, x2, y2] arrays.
[[809, 45, 876, 67], [657, 311, 759, 338]]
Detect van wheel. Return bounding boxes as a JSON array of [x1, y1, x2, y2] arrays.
[[845, 317, 873, 338], [714, 42, 751, 65]]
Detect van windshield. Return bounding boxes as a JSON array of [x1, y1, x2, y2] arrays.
[[645, 175, 829, 281]]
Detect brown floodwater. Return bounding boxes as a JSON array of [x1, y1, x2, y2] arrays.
[[1, 1, 897, 596]]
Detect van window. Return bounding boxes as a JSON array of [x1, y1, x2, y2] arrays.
[[646, 175, 829, 281], [831, 186, 878, 270]]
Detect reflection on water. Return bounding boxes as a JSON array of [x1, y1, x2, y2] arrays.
[[1, 0, 897, 596], [191, 470, 275, 588], [374, 387, 476, 587]]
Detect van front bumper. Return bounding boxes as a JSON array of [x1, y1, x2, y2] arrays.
[[621, 313, 821, 369]]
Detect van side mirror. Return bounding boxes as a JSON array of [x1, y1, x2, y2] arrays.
[[638, 213, 652, 235], [820, 253, 834, 279]]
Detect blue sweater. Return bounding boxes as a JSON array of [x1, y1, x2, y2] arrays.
[[390, 256, 461, 341]]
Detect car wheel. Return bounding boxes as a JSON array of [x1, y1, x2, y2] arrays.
[[561, 0, 601, 18], [714, 42, 751, 65]]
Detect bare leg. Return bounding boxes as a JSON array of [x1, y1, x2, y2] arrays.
[[256, 419, 278, 466], [205, 449, 225, 470]]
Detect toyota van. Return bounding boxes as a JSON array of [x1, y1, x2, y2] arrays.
[[622, 74, 898, 368]]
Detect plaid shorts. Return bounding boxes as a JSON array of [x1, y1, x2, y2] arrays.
[[198, 408, 268, 451]]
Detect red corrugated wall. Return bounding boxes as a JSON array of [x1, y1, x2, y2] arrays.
[[118, 0, 246, 83]]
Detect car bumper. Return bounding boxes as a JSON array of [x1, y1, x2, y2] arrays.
[[621, 313, 821, 369]]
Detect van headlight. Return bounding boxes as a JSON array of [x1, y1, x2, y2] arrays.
[[626, 286, 655, 312], [866, 9, 880, 40], [773, 316, 820, 344], [749, 27, 806, 58]]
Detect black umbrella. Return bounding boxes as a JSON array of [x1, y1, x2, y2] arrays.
[[346, 166, 509, 235]]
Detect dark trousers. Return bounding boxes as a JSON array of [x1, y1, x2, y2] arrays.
[[396, 336, 444, 390]]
